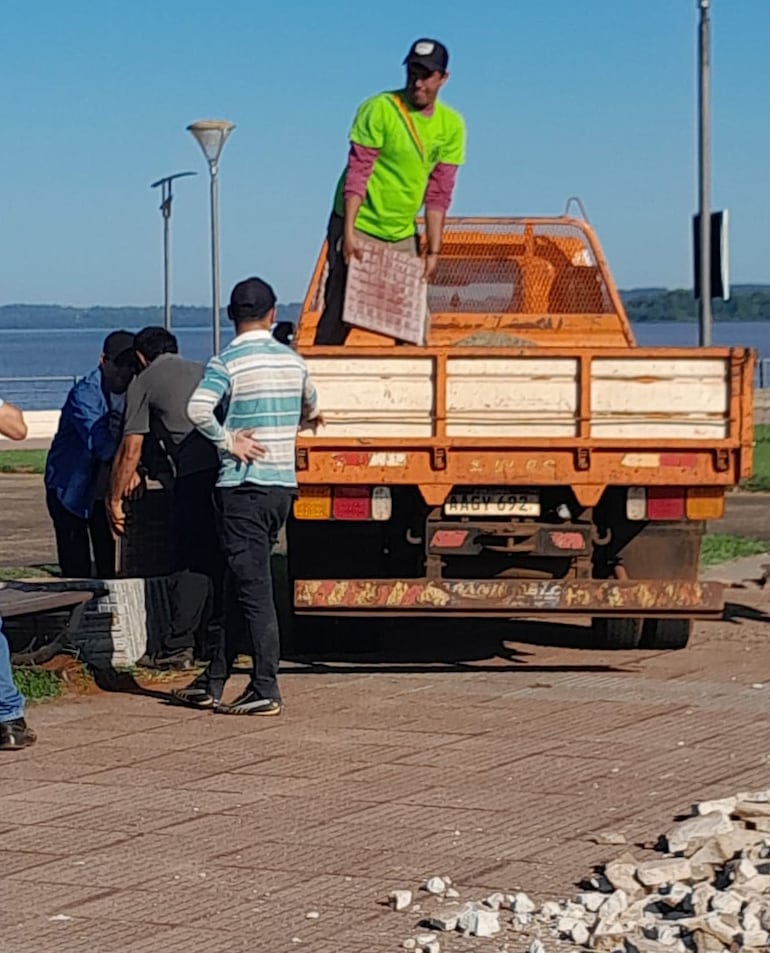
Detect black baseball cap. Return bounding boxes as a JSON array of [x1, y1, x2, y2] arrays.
[[403, 38, 449, 74], [228, 277, 277, 322], [102, 330, 135, 364]]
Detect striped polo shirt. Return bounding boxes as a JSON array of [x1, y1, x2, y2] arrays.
[[187, 329, 319, 489]]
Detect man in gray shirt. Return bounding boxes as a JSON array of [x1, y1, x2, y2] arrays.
[[108, 327, 221, 669]]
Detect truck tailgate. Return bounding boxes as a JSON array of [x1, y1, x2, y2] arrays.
[[297, 346, 754, 505]]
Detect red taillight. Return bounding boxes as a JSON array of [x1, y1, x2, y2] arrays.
[[646, 487, 686, 521], [549, 531, 585, 551], [333, 487, 371, 520]]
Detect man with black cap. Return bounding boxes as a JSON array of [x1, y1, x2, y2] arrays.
[[314, 38, 466, 345], [172, 277, 321, 716], [45, 330, 136, 578]]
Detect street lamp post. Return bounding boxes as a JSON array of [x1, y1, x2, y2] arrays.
[[150, 171, 196, 331], [697, 0, 712, 346], [187, 119, 235, 354]]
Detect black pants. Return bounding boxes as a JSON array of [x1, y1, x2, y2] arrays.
[[46, 490, 116, 578], [314, 213, 350, 345], [202, 485, 293, 700], [159, 469, 223, 659]]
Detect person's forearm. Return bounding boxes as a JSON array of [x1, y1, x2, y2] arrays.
[[344, 194, 364, 243], [424, 208, 446, 256], [0, 402, 27, 441], [187, 390, 229, 450], [108, 435, 143, 503]]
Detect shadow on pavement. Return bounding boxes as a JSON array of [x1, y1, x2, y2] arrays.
[[280, 616, 637, 676], [724, 601, 770, 625], [90, 667, 180, 701]]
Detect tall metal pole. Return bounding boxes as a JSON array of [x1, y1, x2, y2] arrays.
[[209, 160, 221, 354], [187, 120, 234, 353], [698, 0, 712, 346], [162, 183, 172, 330], [151, 172, 196, 333]]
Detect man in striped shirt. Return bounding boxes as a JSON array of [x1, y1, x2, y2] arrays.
[[174, 277, 321, 716]]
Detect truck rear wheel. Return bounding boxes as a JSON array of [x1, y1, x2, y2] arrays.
[[592, 617, 643, 650], [641, 618, 692, 651]]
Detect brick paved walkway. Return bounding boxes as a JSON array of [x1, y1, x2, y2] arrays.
[[2, 596, 770, 952]]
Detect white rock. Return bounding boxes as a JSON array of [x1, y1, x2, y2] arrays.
[[510, 891, 536, 914], [457, 906, 500, 937], [390, 890, 413, 911], [690, 883, 716, 917], [571, 921, 590, 946], [666, 812, 734, 853], [600, 890, 629, 921], [402, 941, 417, 951], [701, 912, 739, 945], [484, 892, 504, 910], [659, 883, 692, 909], [557, 916, 578, 935], [528, 940, 546, 953], [729, 857, 757, 883], [693, 797, 737, 816], [422, 942, 440, 953], [541, 901, 562, 919], [414, 933, 437, 946], [709, 891, 742, 917], [304, 911, 320, 920], [576, 892, 607, 913], [423, 877, 446, 896], [742, 929, 769, 948], [592, 830, 628, 846], [424, 905, 463, 932], [606, 855, 643, 895], [737, 790, 770, 803], [445, 887, 460, 899], [636, 858, 692, 888]]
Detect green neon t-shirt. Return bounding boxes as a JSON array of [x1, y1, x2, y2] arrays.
[[333, 90, 466, 242]]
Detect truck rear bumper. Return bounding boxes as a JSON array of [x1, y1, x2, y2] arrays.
[[293, 578, 724, 617]]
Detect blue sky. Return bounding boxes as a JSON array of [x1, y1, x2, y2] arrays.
[[1, 0, 767, 308]]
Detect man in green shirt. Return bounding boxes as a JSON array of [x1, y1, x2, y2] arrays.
[[314, 38, 466, 345]]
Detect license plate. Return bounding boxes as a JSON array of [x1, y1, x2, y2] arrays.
[[444, 490, 540, 517], [294, 486, 332, 520]]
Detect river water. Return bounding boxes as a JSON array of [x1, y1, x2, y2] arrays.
[[0, 321, 767, 410]]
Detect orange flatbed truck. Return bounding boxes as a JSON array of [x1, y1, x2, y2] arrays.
[[286, 215, 754, 650]]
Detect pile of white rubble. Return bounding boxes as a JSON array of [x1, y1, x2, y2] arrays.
[[387, 789, 770, 953]]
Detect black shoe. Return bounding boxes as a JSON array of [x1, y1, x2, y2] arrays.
[[153, 649, 195, 672], [169, 684, 219, 710], [215, 689, 282, 716], [0, 718, 37, 751]]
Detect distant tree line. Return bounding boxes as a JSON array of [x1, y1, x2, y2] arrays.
[[0, 303, 301, 330], [0, 289, 768, 329], [621, 286, 770, 323]]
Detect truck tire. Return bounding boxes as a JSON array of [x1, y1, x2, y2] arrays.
[[641, 619, 692, 651], [592, 617, 643, 650]]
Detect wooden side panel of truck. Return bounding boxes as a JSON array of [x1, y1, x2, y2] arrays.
[[287, 217, 754, 650]]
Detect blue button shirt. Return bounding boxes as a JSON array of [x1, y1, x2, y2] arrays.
[[44, 368, 124, 519]]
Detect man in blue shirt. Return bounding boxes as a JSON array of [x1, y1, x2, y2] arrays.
[[45, 331, 136, 578], [0, 398, 37, 750], [172, 277, 321, 715]]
